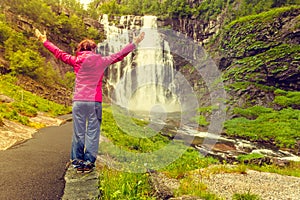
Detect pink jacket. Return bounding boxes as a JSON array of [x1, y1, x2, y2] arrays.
[[43, 40, 135, 102]]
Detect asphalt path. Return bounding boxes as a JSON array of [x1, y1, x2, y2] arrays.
[[0, 121, 73, 200]]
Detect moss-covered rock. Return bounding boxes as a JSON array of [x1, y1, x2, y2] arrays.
[[212, 6, 300, 110]]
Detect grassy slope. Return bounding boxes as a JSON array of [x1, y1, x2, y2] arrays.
[[214, 6, 300, 148], [0, 75, 71, 127]]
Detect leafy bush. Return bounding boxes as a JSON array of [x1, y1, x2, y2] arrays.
[[0, 15, 12, 46], [9, 49, 44, 78], [2, 109, 30, 125], [1, 0, 102, 89], [95, 0, 299, 21], [0, 15, 66, 87], [197, 115, 210, 126], [61, 71, 76, 89]]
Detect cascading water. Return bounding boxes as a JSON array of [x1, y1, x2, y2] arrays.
[[97, 15, 300, 168], [99, 15, 180, 113]]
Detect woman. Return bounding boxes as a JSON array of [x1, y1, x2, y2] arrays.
[[35, 28, 145, 173]]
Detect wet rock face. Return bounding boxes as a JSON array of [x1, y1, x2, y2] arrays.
[[160, 16, 222, 45], [160, 7, 300, 114]]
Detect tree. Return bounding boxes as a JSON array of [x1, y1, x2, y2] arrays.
[[10, 49, 43, 78], [4, 32, 27, 59], [0, 16, 12, 46]]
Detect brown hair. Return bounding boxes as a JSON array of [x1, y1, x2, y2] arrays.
[[76, 39, 97, 54]]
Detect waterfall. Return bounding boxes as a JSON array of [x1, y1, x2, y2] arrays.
[[99, 15, 180, 113]]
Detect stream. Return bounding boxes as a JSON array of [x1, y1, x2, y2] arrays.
[[98, 14, 299, 167], [132, 110, 300, 166]]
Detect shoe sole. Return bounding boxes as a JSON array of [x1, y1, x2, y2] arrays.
[[83, 168, 94, 173]]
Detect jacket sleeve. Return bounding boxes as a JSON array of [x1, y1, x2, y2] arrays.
[[43, 40, 76, 66], [105, 43, 136, 65]]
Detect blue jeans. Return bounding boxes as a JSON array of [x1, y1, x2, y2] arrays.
[[71, 101, 102, 164]]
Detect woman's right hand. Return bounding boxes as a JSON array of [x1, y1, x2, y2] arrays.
[[35, 29, 47, 43]]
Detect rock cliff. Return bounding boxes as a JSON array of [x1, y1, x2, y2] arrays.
[[160, 6, 300, 113], [212, 6, 300, 110]]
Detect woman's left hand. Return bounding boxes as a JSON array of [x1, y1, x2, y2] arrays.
[[133, 32, 145, 45], [35, 29, 47, 43]]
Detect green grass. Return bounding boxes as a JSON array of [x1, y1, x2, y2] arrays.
[[224, 106, 300, 148], [232, 192, 261, 200], [227, 6, 300, 29], [99, 166, 155, 200], [274, 89, 300, 107], [0, 74, 71, 126], [175, 176, 221, 200], [99, 105, 220, 199], [99, 104, 300, 199], [223, 44, 300, 82], [173, 164, 248, 199], [237, 153, 265, 163], [248, 161, 300, 177], [161, 148, 218, 178]]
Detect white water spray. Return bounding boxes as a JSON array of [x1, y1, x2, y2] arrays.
[[99, 15, 180, 113]]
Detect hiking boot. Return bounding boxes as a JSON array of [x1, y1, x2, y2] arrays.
[[82, 162, 95, 173], [71, 159, 85, 172]]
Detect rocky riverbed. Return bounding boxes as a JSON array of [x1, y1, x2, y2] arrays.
[[157, 119, 300, 167]]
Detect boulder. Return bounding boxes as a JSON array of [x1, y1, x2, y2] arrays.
[[0, 94, 14, 103]]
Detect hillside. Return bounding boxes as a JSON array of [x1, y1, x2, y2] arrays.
[[214, 6, 300, 108]]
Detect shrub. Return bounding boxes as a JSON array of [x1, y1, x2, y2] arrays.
[[232, 192, 261, 200]]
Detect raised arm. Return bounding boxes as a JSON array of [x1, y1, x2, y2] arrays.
[[108, 32, 145, 65], [133, 32, 145, 46], [34, 29, 76, 66]]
